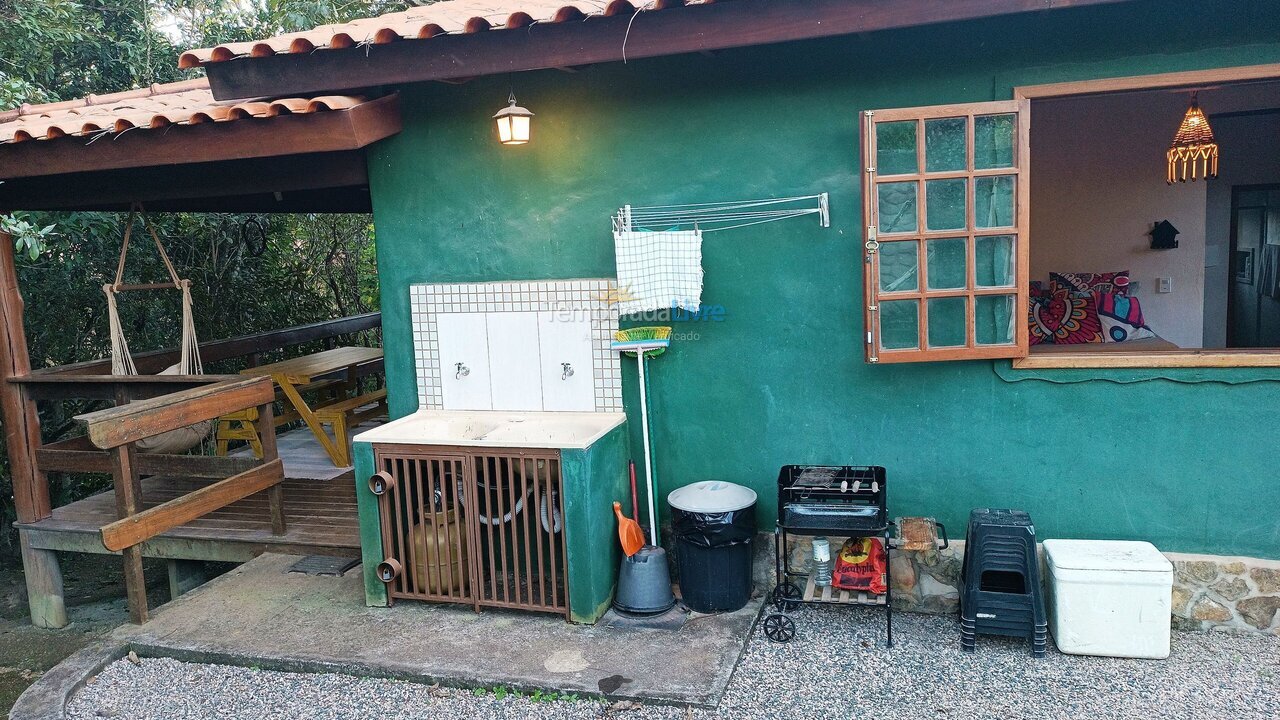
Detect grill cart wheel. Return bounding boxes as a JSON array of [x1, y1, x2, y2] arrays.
[[763, 613, 796, 643], [772, 582, 802, 612]]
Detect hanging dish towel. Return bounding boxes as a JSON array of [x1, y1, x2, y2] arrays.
[[612, 229, 704, 314]]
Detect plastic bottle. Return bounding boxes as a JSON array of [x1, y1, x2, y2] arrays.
[[813, 536, 832, 587]]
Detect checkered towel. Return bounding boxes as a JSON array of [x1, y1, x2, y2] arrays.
[[612, 229, 704, 315]]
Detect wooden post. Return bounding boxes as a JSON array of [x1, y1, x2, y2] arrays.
[[18, 531, 65, 628], [166, 560, 207, 600], [110, 443, 149, 624], [0, 231, 66, 628], [258, 400, 286, 535]]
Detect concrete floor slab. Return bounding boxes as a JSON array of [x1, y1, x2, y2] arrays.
[[107, 553, 762, 708]]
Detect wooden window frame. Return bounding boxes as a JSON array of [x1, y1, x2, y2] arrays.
[[1010, 62, 1280, 370], [861, 100, 1031, 363], [859, 63, 1280, 369]]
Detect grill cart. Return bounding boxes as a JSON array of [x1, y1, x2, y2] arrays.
[[763, 465, 946, 647]]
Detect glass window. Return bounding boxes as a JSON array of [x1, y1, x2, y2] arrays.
[[864, 101, 1026, 363]]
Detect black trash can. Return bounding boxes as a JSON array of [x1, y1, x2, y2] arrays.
[[668, 481, 758, 613]]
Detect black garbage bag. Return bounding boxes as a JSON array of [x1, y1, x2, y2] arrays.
[[670, 506, 756, 548]]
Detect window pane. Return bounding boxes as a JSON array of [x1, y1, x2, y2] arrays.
[[925, 179, 966, 231], [878, 241, 918, 292], [925, 117, 966, 172], [877, 182, 918, 234], [927, 297, 966, 348], [974, 114, 1015, 169], [876, 121, 918, 175], [975, 294, 1016, 345], [880, 300, 919, 350], [974, 175, 1015, 228], [926, 238, 967, 290], [975, 234, 1015, 287]]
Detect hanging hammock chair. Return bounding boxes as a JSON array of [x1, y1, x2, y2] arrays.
[[104, 203, 213, 454]]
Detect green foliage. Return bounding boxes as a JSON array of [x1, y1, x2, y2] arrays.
[[0, 1, 183, 101], [161, 1, 416, 48], [471, 686, 581, 703], [0, 215, 56, 260]]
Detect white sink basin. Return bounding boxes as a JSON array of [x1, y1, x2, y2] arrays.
[[352, 410, 626, 450]]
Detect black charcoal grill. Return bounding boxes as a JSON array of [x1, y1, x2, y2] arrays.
[[764, 466, 898, 646], [778, 466, 888, 534], [762, 466, 949, 646]]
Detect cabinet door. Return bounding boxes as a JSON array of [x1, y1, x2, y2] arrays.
[[486, 312, 544, 411], [436, 312, 492, 410], [538, 311, 596, 411]]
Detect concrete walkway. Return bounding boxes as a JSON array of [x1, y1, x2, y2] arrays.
[[14, 552, 762, 718]]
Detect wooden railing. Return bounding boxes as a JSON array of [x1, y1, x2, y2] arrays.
[[25, 311, 381, 380], [4, 313, 381, 626], [72, 376, 284, 624]]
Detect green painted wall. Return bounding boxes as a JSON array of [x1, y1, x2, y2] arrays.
[[352, 441, 389, 607], [367, 0, 1280, 560], [561, 423, 630, 623]]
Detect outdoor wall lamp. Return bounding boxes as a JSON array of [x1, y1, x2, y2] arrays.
[[494, 91, 533, 146]]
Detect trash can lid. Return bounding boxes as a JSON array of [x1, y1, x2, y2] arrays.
[[668, 481, 757, 513]]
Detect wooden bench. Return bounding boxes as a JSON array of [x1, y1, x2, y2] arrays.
[[215, 378, 344, 457], [238, 347, 386, 467], [312, 387, 388, 466]]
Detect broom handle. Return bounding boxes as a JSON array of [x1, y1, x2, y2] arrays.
[[638, 353, 659, 546]]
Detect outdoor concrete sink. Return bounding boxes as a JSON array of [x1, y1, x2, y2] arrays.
[[352, 409, 626, 450]]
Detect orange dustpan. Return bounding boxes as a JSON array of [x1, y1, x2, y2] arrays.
[[613, 502, 645, 557]]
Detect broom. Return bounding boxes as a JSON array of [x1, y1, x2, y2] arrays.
[[611, 326, 672, 545]]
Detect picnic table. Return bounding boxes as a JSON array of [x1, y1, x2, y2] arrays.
[[220, 346, 386, 467]]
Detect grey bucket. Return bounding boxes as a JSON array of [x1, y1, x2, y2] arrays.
[[613, 545, 676, 615]]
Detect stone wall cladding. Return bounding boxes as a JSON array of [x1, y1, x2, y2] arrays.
[[1168, 553, 1280, 635], [779, 536, 1279, 636]]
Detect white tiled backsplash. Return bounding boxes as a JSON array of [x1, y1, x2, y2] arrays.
[[410, 279, 622, 412]]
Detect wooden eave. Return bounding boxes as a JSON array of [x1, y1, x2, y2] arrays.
[[0, 152, 373, 213], [0, 94, 400, 181], [201, 0, 1134, 100]]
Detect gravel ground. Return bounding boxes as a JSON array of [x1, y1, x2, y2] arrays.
[[66, 608, 1280, 720]]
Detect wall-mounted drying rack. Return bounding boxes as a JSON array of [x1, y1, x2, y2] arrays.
[[612, 193, 829, 233]]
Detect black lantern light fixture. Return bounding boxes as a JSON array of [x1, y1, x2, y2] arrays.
[[494, 91, 533, 146]]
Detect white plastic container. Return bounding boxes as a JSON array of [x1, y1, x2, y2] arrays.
[[1043, 539, 1173, 659]]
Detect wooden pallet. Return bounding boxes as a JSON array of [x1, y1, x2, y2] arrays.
[[803, 574, 887, 606]]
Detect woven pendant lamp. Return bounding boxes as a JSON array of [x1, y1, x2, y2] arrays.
[[1167, 93, 1218, 184]]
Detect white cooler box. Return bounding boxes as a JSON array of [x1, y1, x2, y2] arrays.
[[1044, 539, 1173, 659]]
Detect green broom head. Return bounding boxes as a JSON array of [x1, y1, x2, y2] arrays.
[[612, 326, 672, 358]]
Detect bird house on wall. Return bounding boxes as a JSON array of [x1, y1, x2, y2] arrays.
[[1149, 220, 1180, 250]]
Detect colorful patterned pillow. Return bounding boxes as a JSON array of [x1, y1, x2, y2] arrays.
[[1049, 270, 1131, 296], [1094, 291, 1155, 342], [1029, 290, 1104, 345], [1029, 280, 1050, 300]]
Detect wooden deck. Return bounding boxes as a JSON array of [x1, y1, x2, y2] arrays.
[[16, 431, 360, 562]]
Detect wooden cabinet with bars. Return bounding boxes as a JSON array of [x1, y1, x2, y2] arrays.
[[354, 410, 629, 624], [371, 445, 569, 616]]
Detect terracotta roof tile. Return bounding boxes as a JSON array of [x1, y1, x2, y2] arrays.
[[179, 0, 716, 68], [0, 78, 370, 144]]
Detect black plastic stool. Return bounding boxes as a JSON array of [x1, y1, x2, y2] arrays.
[[960, 509, 1047, 657]]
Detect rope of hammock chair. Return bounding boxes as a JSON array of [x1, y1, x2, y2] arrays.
[[104, 202, 203, 378]]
